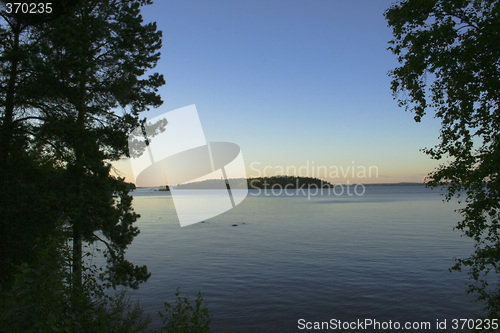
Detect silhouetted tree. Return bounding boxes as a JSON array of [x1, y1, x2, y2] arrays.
[[30, 0, 165, 299], [1, 0, 164, 302], [0, 1, 82, 166], [0, 2, 176, 330], [0, 0, 79, 287], [385, 0, 500, 317]]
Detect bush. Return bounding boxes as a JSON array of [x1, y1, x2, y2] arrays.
[[0, 238, 151, 333], [158, 288, 212, 333]]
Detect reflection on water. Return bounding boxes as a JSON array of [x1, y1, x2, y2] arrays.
[[125, 186, 481, 332]]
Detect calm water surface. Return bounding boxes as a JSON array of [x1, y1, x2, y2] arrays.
[[125, 186, 482, 332]]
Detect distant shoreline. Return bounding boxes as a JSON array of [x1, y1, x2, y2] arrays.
[[134, 177, 426, 190], [363, 182, 426, 186]]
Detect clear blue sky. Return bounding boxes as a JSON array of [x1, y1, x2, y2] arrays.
[[115, 0, 443, 184]]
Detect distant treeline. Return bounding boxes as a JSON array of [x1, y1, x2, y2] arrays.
[[156, 177, 426, 191], [247, 176, 332, 189], [364, 182, 425, 186], [162, 176, 332, 190]]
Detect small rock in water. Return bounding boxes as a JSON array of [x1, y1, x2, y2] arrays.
[[232, 224, 238, 227]]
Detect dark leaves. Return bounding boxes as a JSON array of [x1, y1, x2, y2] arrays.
[[386, 0, 500, 317]]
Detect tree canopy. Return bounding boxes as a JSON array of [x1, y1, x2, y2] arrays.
[[385, 0, 500, 317], [0, 0, 167, 329], [31, 0, 165, 292]]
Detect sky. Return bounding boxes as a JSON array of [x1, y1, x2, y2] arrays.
[[114, 0, 444, 185]]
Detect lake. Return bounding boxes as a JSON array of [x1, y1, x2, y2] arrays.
[[124, 186, 483, 332]]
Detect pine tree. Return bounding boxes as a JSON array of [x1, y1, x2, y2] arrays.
[[28, 0, 165, 296], [0, 0, 75, 286]]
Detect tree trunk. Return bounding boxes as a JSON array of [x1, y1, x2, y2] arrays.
[[0, 22, 21, 168], [72, 77, 87, 305], [71, 3, 90, 302]]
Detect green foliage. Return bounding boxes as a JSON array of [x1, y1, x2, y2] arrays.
[[0, 2, 214, 332], [0, 236, 151, 333], [87, 289, 152, 333], [19, 0, 165, 291], [0, 154, 63, 286], [0, 0, 165, 330], [0, 236, 71, 332], [248, 176, 333, 189], [0, 0, 164, 290], [0, 0, 64, 285], [158, 288, 213, 333], [385, 0, 500, 317]]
